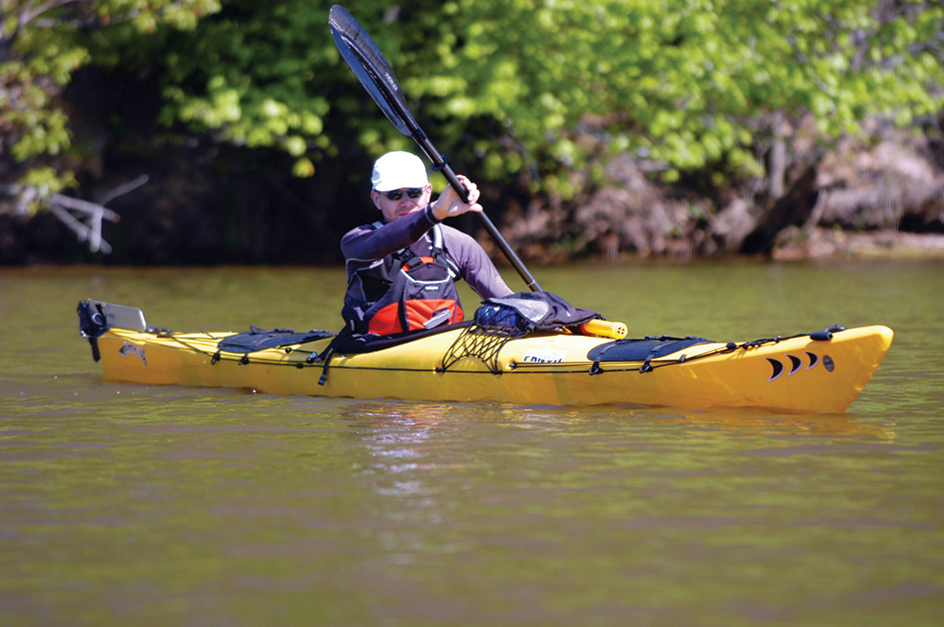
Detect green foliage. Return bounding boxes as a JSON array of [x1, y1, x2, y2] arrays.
[[426, 0, 944, 187], [0, 0, 219, 214], [5, 0, 944, 211], [129, 0, 943, 192], [153, 1, 334, 175]]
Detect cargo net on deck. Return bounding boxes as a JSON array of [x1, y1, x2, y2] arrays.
[[440, 304, 531, 374]]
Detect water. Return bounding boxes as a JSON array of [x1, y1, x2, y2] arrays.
[[1, 262, 943, 626]]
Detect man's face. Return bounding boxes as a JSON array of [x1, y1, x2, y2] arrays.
[[371, 184, 433, 223]]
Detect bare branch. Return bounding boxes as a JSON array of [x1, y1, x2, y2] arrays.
[[51, 192, 120, 221], [96, 174, 149, 206], [20, 0, 85, 28], [49, 192, 120, 254]]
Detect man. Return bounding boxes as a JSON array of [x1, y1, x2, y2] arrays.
[[341, 151, 513, 335]]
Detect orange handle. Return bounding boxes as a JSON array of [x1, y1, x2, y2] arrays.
[[580, 319, 628, 340]]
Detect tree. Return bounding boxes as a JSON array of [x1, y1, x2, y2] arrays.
[[426, 0, 944, 188], [0, 0, 220, 214], [4, 0, 943, 253], [129, 1, 944, 192]]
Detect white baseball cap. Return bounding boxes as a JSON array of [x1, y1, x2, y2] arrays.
[[371, 151, 429, 192]]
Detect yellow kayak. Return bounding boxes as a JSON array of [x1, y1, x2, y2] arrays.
[[78, 301, 893, 413]]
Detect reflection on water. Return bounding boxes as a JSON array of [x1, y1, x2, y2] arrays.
[[1, 262, 943, 626]]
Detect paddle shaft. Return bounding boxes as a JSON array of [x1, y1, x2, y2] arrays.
[[410, 128, 543, 293], [350, 45, 542, 292]]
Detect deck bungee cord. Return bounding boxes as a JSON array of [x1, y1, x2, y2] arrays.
[[99, 320, 854, 384]]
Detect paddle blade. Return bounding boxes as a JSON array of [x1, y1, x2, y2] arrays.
[[329, 5, 415, 136]]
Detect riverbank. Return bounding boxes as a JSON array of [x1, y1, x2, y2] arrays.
[[772, 229, 944, 260], [4, 212, 944, 266], [2, 117, 943, 266]]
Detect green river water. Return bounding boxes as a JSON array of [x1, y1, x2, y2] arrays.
[[1, 261, 943, 626]]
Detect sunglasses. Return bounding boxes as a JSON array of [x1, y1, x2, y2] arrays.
[[381, 188, 425, 201]]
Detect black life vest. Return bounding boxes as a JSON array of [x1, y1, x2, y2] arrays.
[[346, 224, 464, 335]]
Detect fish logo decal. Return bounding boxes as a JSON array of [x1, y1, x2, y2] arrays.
[[119, 341, 147, 366]]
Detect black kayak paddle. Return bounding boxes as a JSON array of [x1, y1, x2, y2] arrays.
[[328, 4, 542, 292]]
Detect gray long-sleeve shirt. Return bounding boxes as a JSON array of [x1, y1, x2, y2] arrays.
[[341, 205, 513, 324]]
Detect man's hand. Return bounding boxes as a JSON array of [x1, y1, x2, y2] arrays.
[[430, 175, 483, 221]]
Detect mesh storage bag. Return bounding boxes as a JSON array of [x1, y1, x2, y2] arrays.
[[440, 292, 600, 373]]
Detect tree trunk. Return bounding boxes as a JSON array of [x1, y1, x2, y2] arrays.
[[740, 161, 820, 255], [769, 110, 786, 200]]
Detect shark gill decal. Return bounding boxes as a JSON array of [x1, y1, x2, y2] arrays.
[[787, 354, 803, 375], [766, 358, 785, 382], [805, 351, 819, 370], [767, 352, 834, 381]]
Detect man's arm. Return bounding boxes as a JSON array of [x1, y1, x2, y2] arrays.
[[340, 206, 440, 262], [443, 227, 514, 299]]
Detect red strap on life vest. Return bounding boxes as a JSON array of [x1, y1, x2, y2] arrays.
[[400, 256, 436, 272]]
